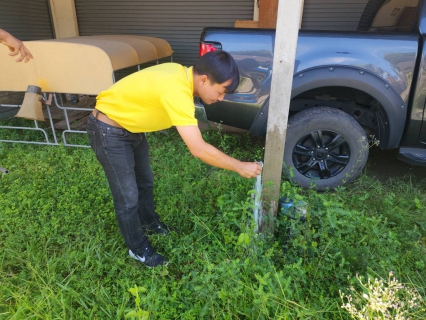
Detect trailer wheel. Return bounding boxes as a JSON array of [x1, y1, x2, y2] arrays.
[[283, 107, 369, 190]]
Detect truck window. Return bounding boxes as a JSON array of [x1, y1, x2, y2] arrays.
[[301, 0, 420, 32], [369, 0, 419, 32]]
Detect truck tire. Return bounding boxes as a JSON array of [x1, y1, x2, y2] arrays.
[[283, 107, 369, 190]]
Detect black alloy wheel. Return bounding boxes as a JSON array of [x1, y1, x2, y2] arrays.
[[293, 129, 350, 180], [283, 107, 369, 190]]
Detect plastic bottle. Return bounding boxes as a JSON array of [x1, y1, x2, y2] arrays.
[[279, 197, 307, 222]]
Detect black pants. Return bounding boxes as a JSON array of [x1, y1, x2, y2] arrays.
[[86, 113, 160, 255]]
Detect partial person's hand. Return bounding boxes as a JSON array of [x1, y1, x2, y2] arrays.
[[237, 162, 263, 178], [1, 32, 33, 63]]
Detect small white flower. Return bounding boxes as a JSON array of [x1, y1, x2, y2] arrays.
[[339, 273, 423, 320]]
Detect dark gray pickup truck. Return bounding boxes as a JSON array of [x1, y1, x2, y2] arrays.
[[198, 0, 426, 190]]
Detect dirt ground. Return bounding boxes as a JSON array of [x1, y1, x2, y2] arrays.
[[365, 146, 426, 184]]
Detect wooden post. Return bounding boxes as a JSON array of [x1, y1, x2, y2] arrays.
[[49, 0, 79, 38], [258, 0, 279, 29], [260, 0, 302, 232]]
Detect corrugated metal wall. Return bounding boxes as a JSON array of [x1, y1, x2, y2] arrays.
[[302, 0, 370, 31], [75, 0, 254, 67], [1, 0, 382, 65], [0, 0, 53, 40]]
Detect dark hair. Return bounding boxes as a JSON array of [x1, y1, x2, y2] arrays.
[[194, 51, 240, 93]]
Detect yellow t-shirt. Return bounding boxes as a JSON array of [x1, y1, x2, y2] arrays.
[[96, 63, 198, 133]]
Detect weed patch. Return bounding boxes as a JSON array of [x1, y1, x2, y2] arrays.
[[0, 128, 425, 319]]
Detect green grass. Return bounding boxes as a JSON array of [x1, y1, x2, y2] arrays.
[[0, 127, 425, 319]]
